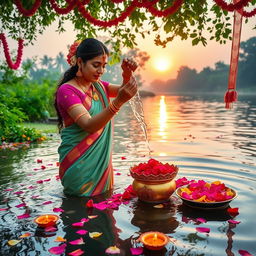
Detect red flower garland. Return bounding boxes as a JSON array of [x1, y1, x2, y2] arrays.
[[14, 0, 42, 17], [147, 0, 184, 17], [49, 0, 76, 15], [137, 0, 159, 8], [75, 0, 139, 27], [241, 7, 256, 17], [0, 33, 24, 70], [213, 0, 251, 12]]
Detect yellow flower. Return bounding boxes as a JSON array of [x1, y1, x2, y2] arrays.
[[22, 134, 26, 138]]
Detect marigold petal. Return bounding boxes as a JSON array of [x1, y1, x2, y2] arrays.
[[89, 232, 102, 238], [7, 240, 21, 246]]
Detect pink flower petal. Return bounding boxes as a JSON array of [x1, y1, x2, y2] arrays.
[[238, 250, 253, 256], [93, 202, 108, 210], [69, 238, 84, 245], [31, 195, 39, 199], [48, 244, 66, 255], [0, 208, 9, 211], [68, 249, 84, 256], [81, 218, 89, 223], [105, 246, 121, 254], [15, 203, 26, 208], [45, 226, 57, 232], [72, 222, 84, 227], [227, 207, 239, 216], [76, 229, 88, 235], [42, 201, 53, 205], [86, 199, 94, 208], [4, 188, 13, 191], [17, 213, 30, 219], [28, 185, 37, 189], [196, 218, 207, 223], [130, 247, 144, 255], [196, 227, 210, 233], [14, 191, 24, 195], [228, 219, 241, 224], [53, 207, 64, 213]]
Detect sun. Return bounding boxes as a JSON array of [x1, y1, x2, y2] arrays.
[[153, 57, 171, 72]]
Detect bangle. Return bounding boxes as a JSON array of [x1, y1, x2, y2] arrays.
[[108, 102, 119, 115], [112, 100, 120, 111]]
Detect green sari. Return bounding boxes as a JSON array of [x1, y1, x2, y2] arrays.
[[58, 82, 113, 196]]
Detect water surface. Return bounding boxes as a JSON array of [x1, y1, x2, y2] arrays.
[[0, 95, 255, 256]]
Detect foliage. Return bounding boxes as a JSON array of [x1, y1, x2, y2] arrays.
[[1, 0, 255, 63], [150, 37, 256, 94], [0, 88, 45, 145]]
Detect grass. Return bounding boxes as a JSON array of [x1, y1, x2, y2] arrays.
[[23, 122, 58, 133]]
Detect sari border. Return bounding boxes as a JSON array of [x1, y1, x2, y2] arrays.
[[59, 127, 104, 179]]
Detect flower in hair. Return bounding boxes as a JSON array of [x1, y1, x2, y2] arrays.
[[66, 40, 82, 66]]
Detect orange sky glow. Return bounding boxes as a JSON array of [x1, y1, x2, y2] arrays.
[[3, 18, 256, 88]]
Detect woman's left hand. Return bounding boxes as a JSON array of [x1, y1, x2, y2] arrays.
[[121, 58, 138, 84], [121, 57, 138, 73]]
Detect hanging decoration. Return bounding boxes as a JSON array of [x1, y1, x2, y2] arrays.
[[14, 0, 42, 16], [0, 0, 255, 106], [0, 33, 24, 70], [224, 0, 243, 109]]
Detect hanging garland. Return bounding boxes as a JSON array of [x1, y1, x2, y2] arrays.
[[241, 7, 256, 17], [0, 33, 24, 70], [14, 0, 42, 17], [75, 0, 139, 27], [3, 0, 255, 70], [213, 0, 251, 12], [49, 0, 76, 15], [147, 0, 183, 17]]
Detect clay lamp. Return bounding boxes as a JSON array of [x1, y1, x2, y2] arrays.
[[138, 231, 169, 250], [34, 214, 59, 228]]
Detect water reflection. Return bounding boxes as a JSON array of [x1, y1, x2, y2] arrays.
[[60, 193, 119, 255], [158, 96, 168, 140], [0, 95, 256, 255]]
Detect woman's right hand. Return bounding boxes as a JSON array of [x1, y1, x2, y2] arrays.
[[114, 76, 138, 107]]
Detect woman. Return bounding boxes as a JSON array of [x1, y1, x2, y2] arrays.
[[54, 38, 138, 197]]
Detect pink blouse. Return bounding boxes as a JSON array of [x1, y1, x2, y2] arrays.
[[57, 80, 109, 126]]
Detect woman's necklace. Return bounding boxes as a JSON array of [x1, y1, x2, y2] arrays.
[[75, 77, 99, 101]]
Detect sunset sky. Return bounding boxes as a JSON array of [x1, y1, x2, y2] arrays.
[[4, 18, 256, 87]]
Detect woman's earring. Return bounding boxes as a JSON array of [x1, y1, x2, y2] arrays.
[[76, 67, 82, 77]]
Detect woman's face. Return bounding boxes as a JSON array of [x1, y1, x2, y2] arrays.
[[80, 54, 108, 83]]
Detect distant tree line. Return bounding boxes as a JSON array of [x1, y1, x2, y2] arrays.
[[150, 37, 256, 94]]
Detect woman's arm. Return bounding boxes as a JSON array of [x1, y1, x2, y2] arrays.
[[68, 76, 138, 133]]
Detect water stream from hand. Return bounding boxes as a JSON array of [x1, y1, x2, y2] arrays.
[[129, 91, 151, 155]]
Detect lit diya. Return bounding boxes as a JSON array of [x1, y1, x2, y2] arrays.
[[34, 214, 59, 228], [138, 231, 169, 250]]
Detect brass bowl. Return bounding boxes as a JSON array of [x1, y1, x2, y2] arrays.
[[132, 178, 176, 203]]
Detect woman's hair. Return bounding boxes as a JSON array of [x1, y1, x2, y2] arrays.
[[54, 38, 109, 132]]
